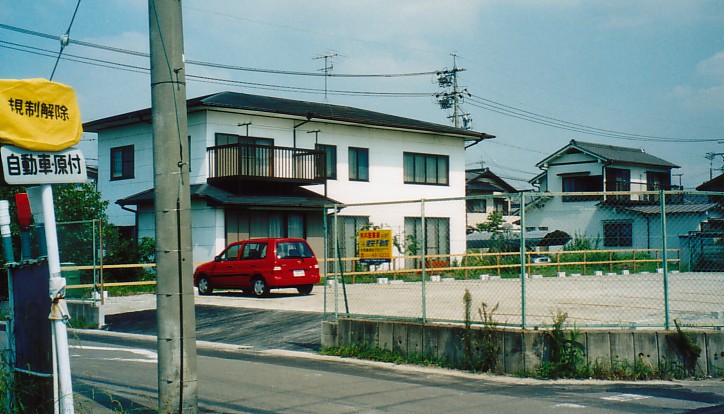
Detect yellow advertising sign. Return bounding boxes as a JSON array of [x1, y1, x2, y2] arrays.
[[0, 78, 82, 151], [358, 229, 393, 264]]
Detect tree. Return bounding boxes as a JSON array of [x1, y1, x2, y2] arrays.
[[475, 212, 513, 252]]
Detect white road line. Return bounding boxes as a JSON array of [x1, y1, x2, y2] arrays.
[[601, 393, 650, 402], [70, 345, 157, 360]]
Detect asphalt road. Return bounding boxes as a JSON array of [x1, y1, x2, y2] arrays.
[[59, 331, 724, 413], [6, 293, 724, 413], [103, 304, 323, 352]]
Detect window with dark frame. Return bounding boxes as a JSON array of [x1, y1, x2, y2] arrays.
[[603, 220, 633, 247], [110, 145, 134, 180], [348, 147, 369, 181], [316, 144, 337, 180], [561, 175, 602, 202], [403, 152, 448, 185], [466, 198, 487, 213]]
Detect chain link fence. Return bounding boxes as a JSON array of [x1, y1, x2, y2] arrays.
[[323, 190, 724, 329], [56, 219, 103, 299]]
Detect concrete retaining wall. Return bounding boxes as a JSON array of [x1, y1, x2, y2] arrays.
[[66, 301, 105, 328], [322, 318, 724, 376]]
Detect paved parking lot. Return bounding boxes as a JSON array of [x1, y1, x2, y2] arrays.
[[103, 271, 724, 328]]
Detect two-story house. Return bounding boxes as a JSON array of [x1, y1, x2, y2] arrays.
[[83, 92, 494, 265], [525, 139, 719, 251], [465, 167, 518, 232]]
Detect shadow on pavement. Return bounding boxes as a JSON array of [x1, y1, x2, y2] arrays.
[[104, 305, 323, 352]]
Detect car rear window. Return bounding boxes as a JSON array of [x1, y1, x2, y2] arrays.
[[277, 241, 314, 259]]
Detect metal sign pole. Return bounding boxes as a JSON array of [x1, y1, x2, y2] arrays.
[[35, 184, 74, 414]]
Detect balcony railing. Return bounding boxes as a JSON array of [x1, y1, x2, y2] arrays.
[[207, 143, 326, 185]]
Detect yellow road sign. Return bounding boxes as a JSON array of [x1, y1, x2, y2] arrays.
[[0, 78, 82, 151]]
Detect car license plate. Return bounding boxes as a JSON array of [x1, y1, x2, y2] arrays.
[[293, 269, 305, 277]]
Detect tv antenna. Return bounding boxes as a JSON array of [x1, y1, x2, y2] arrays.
[[314, 51, 339, 101]]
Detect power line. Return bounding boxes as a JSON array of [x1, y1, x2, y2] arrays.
[[49, 0, 82, 80], [0, 23, 437, 78], [467, 94, 721, 143], [0, 40, 434, 98]]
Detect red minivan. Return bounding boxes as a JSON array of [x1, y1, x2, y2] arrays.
[[193, 238, 320, 297]]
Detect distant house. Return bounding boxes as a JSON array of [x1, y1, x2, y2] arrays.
[[84, 92, 494, 265], [525, 140, 719, 251], [697, 173, 724, 192], [465, 167, 518, 232]]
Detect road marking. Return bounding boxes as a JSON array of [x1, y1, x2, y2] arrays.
[[601, 393, 650, 402], [70, 345, 158, 362], [553, 403, 586, 408]]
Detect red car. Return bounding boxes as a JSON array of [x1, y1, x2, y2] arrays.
[[194, 238, 320, 297]]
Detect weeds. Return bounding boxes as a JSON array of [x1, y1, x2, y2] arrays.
[[461, 290, 501, 373], [320, 343, 448, 367]]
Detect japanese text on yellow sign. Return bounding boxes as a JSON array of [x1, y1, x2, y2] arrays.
[[358, 229, 392, 264], [0, 78, 82, 151]]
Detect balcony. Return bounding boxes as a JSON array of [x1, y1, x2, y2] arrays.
[[207, 143, 326, 186]]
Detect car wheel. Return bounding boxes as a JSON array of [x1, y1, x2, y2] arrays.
[[297, 284, 313, 295], [251, 277, 269, 298], [197, 275, 213, 295]]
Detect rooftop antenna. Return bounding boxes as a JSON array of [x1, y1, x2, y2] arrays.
[[314, 51, 338, 102]]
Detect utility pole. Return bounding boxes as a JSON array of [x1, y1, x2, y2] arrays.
[[435, 54, 471, 129], [148, 1, 197, 412], [705, 152, 724, 180], [315, 51, 337, 101]]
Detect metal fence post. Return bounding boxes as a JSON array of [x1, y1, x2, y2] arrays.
[[421, 198, 427, 323], [322, 206, 328, 321], [520, 192, 526, 329], [660, 190, 670, 330], [333, 206, 340, 320]]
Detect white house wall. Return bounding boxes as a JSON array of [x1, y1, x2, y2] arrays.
[[97, 108, 471, 263], [97, 122, 154, 227]]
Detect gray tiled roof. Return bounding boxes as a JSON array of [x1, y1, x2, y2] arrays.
[[85, 91, 495, 140], [117, 183, 337, 209], [536, 139, 679, 169], [571, 140, 678, 168]]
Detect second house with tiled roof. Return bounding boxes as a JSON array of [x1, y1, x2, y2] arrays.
[[525, 139, 720, 252]]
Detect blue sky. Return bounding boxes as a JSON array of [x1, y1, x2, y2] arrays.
[[2, 0, 723, 189]]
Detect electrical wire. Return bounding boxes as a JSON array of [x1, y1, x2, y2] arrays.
[[0, 23, 437, 78], [49, 0, 82, 80], [1, 40, 435, 98], [467, 94, 721, 143]]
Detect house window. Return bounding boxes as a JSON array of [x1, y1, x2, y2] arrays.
[[316, 144, 337, 180], [327, 215, 369, 271], [404, 217, 450, 259], [603, 220, 633, 247], [403, 152, 449, 185], [467, 198, 487, 213], [561, 175, 602, 202], [646, 171, 671, 191], [605, 167, 631, 200], [348, 147, 369, 181], [268, 212, 306, 238], [493, 199, 508, 214], [110, 145, 134, 180]]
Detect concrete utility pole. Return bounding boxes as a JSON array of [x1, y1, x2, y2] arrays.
[[148, 0, 198, 412]]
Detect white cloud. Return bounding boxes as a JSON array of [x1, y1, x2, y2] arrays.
[[696, 50, 724, 80], [671, 50, 724, 111]]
